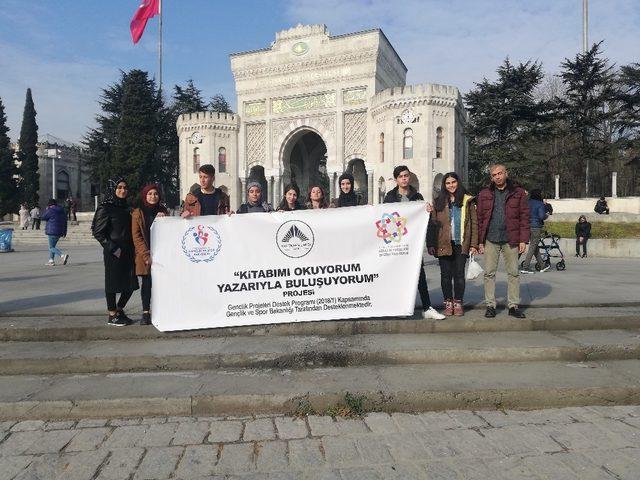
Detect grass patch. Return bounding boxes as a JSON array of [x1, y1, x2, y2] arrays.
[[544, 222, 640, 239], [293, 392, 368, 418]]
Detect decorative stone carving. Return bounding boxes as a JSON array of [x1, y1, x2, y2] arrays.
[[272, 92, 337, 114], [343, 88, 367, 105], [244, 101, 266, 117], [246, 123, 266, 166], [344, 111, 367, 157]]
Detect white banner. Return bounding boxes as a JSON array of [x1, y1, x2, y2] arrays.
[[151, 203, 429, 332]]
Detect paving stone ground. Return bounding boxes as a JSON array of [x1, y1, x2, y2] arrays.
[[1, 406, 639, 479]]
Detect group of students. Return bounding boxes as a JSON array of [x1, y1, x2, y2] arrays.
[[91, 161, 534, 327]]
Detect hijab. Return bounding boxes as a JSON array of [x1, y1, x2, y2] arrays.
[[337, 172, 358, 207], [103, 177, 128, 208]]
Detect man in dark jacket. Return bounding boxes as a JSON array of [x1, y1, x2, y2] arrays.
[[41, 198, 69, 266], [181, 164, 230, 217], [383, 165, 445, 320], [476, 164, 529, 318]]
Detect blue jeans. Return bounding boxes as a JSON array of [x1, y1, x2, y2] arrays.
[[48, 235, 63, 261]]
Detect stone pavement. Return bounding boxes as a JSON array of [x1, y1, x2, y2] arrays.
[[1, 406, 640, 479], [2, 245, 639, 316]]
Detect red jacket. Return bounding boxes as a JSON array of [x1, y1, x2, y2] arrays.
[[476, 180, 530, 246]]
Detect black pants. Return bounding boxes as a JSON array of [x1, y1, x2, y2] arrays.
[[140, 275, 152, 311], [106, 290, 133, 311], [31, 219, 41, 230], [438, 243, 467, 300], [576, 238, 588, 256], [418, 262, 432, 309]]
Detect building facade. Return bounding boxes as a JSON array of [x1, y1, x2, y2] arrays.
[[177, 24, 467, 209]]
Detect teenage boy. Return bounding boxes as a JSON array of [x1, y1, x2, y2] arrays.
[[181, 164, 230, 217], [383, 165, 445, 320], [476, 164, 529, 318]]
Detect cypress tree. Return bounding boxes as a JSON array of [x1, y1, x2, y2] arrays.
[[0, 97, 18, 216], [17, 88, 39, 205], [209, 93, 233, 113]]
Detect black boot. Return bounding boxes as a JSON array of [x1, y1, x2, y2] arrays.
[[140, 312, 152, 326]]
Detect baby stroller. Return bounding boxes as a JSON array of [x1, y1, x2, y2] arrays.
[[520, 230, 566, 271]]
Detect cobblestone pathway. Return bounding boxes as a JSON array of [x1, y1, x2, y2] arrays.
[[1, 406, 639, 479]]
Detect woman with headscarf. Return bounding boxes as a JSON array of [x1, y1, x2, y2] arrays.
[[305, 185, 329, 209], [237, 181, 274, 213], [277, 184, 306, 211], [330, 172, 364, 207], [92, 178, 139, 326], [131, 184, 168, 325]]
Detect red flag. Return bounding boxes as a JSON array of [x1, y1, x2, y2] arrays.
[[130, 0, 160, 44]]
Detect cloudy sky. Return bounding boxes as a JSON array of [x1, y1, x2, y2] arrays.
[[0, 0, 638, 144]]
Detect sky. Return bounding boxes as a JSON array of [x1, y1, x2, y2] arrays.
[[0, 0, 638, 144]]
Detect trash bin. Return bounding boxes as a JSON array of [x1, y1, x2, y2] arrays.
[[0, 226, 14, 252]]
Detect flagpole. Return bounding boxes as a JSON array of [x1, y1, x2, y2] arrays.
[[158, 0, 163, 94]]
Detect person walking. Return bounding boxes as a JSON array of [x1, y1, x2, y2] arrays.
[[69, 197, 77, 222], [427, 172, 478, 316], [575, 215, 591, 258], [305, 185, 329, 209], [30, 205, 41, 230], [19, 204, 30, 229], [181, 164, 230, 218], [92, 178, 139, 327], [384, 165, 445, 320], [476, 164, 530, 319], [236, 181, 274, 214], [131, 184, 167, 326], [330, 172, 364, 207], [520, 189, 549, 274], [277, 184, 306, 211], [41, 199, 68, 266]]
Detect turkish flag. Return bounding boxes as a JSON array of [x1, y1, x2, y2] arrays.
[[130, 0, 160, 44]]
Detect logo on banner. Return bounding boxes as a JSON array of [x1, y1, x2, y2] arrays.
[[375, 211, 408, 244], [181, 224, 222, 263], [276, 220, 315, 258]]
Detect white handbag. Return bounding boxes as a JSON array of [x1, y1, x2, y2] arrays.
[[466, 254, 484, 280]]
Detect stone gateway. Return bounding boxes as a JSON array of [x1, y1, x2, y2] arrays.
[[177, 24, 467, 209]]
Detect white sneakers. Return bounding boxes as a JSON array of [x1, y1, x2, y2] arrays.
[[62, 254, 70, 265], [422, 306, 446, 320], [46, 260, 55, 266]]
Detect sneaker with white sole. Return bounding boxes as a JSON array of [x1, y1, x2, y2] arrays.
[[539, 264, 550, 272], [422, 306, 446, 320], [520, 267, 535, 274], [62, 254, 69, 265], [46, 260, 55, 266]]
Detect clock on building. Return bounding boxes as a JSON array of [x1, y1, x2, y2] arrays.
[[190, 131, 203, 144], [401, 109, 415, 124]]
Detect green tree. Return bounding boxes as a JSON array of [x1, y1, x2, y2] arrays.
[[616, 63, 640, 194], [464, 59, 550, 190], [17, 88, 39, 205], [556, 42, 617, 197], [173, 79, 206, 113], [0, 97, 18, 216], [209, 93, 233, 113]]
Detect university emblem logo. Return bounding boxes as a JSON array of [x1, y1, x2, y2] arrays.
[[375, 212, 408, 244], [276, 220, 314, 258], [181, 224, 222, 263]]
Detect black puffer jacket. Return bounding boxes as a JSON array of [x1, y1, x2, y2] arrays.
[[92, 201, 138, 293], [383, 185, 423, 203]]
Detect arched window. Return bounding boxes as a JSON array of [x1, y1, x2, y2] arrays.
[[403, 128, 413, 160], [192, 147, 200, 173], [436, 127, 444, 159], [218, 147, 227, 173], [379, 133, 384, 163]]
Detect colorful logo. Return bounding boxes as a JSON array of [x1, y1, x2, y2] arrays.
[[375, 212, 408, 244], [181, 224, 221, 263], [276, 220, 314, 258]]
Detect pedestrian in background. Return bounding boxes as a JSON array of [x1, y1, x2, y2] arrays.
[[575, 215, 591, 258], [594, 196, 610, 215], [41, 199, 68, 266], [521, 189, 549, 274], [19, 204, 30, 229], [476, 164, 529, 319], [277, 184, 306, 211], [30, 205, 41, 230], [132, 184, 167, 326], [92, 178, 139, 327], [427, 172, 478, 317]]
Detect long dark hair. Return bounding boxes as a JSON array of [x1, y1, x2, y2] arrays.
[[306, 185, 328, 209], [434, 172, 467, 211], [529, 189, 543, 201], [278, 183, 302, 211]]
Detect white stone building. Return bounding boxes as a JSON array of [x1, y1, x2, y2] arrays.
[[177, 24, 467, 209]]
